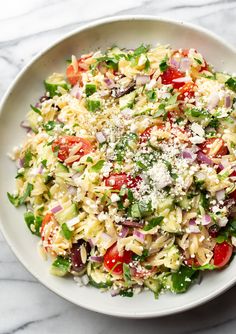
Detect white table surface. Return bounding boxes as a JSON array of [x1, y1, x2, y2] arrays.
[[1, 0, 236, 333]]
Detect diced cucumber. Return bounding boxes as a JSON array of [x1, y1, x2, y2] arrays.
[[55, 203, 77, 225], [55, 162, 69, 174], [157, 197, 174, 211], [163, 246, 181, 270], [89, 277, 112, 289], [178, 196, 192, 210], [50, 256, 70, 277], [44, 73, 69, 97], [119, 91, 136, 110], [215, 72, 230, 84], [144, 277, 162, 294]]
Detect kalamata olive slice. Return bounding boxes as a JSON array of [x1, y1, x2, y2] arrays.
[[70, 241, 91, 272], [111, 81, 135, 98]]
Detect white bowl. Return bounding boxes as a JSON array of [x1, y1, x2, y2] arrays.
[[0, 16, 236, 318]]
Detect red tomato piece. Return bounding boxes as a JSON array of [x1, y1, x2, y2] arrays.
[[178, 82, 195, 100], [52, 136, 93, 164], [139, 124, 165, 143], [104, 173, 141, 191], [66, 57, 90, 86], [104, 243, 133, 275], [213, 242, 233, 268], [40, 213, 54, 239], [198, 138, 228, 158], [184, 258, 200, 267], [160, 67, 185, 89]]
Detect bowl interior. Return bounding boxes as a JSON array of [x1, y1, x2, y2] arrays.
[[0, 17, 235, 318]]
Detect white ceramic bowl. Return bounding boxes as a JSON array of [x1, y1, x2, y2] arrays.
[[0, 16, 236, 318]]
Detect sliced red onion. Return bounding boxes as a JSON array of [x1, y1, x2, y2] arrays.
[[110, 288, 121, 297], [179, 57, 190, 72], [38, 164, 44, 174], [68, 186, 77, 196], [207, 93, 219, 110], [120, 220, 145, 228], [95, 132, 106, 143], [170, 58, 180, 69], [104, 77, 115, 88], [216, 189, 226, 202], [135, 75, 150, 86], [172, 76, 192, 83], [217, 163, 224, 171], [18, 158, 24, 168], [202, 214, 211, 225], [118, 226, 129, 238], [72, 172, 82, 181], [20, 121, 31, 133], [189, 224, 200, 233], [189, 219, 196, 225], [182, 149, 197, 161], [197, 151, 213, 165], [51, 204, 63, 214], [71, 84, 82, 99], [133, 229, 145, 243], [88, 238, 94, 248], [90, 256, 103, 263], [225, 95, 231, 108]]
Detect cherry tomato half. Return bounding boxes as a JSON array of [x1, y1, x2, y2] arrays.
[[160, 67, 185, 89], [52, 136, 93, 164], [213, 242, 233, 268], [178, 82, 195, 101], [198, 138, 228, 158], [104, 243, 133, 275], [139, 124, 165, 143], [66, 57, 90, 86], [104, 173, 141, 191]]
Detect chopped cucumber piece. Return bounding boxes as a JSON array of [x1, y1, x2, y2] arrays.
[[215, 72, 230, 84], [44, 73, 69, 97], [119, 91, 136, 110], [89, 277, 112, 289], [55, 162, 69, 174], [50, 256, 70, 277], [144, 277, 162, 295], [55, 203, 77, 225]]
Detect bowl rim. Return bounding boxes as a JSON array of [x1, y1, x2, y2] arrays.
[[0, 15, 236, 318]]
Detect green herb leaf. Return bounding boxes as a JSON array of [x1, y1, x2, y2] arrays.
[[119, 289, 133, 297], [86, 156, 93, 163], [192, 263, 216, 271], [90, 160, 105, 172], [208, 118, 219, 129], [146, 90, 157, 102], [52, 256, 70, 272], [130, 201, 153, 219], [86, 99, 101, 112], [30, 104, 41, 115], [144, 216, 164, 231], [24, 211, 42, 236], [226, 77, 236, 92], [85, 84, 97, 97], [171, 266, 198, 293], [43, 121, 56, 132], [133, 44, 150, 56], [61, 223, 73, 240], [19, 183, 33, 205], [41, 159, 47, 168], [23, 150, 32, 168], [7, 192, 20, 207], [133, 249, 149, 262], [159, 56, 169, 72], [123, 263, 131, 282], [194, 58, 202, 65]]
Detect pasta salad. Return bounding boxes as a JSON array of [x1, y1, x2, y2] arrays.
[[8, 43, 236, 298]]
